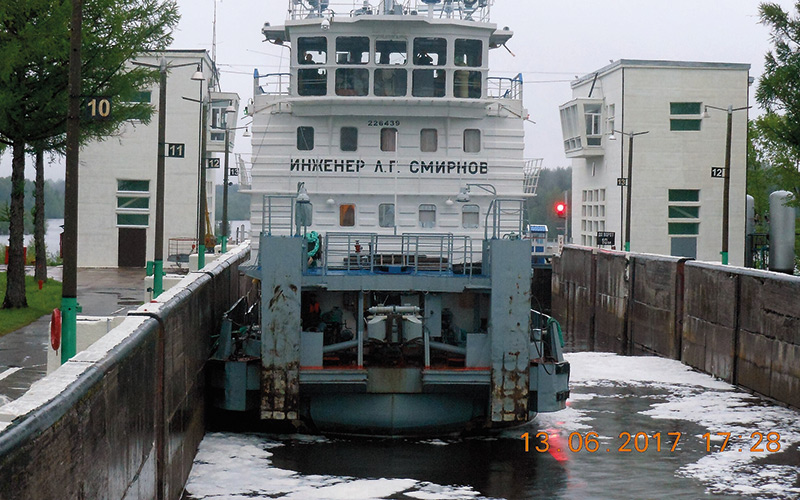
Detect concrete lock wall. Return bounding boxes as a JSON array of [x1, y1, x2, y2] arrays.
[[0, 243, 250, 500], [553, 245, 800, 410]]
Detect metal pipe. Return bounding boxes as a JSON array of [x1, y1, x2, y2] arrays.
[[323, 339, 359, 354], [429, 341, 466, 356], [368, 305, 421, 315]]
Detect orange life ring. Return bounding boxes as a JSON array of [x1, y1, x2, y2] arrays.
[[51, 308, 61, 350]]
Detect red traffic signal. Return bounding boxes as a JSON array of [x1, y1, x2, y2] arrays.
[[555, 202, 567, 218]]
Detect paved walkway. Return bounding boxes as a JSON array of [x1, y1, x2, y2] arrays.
[[0, 266, 148, 405]]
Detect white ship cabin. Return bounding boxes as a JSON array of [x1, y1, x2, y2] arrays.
[[244, 0, 538, 249]]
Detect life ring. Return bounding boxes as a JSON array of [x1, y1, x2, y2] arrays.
[[50, 308, 61, 350]]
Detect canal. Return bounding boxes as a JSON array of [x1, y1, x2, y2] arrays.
[[182, 352, 800, 499]]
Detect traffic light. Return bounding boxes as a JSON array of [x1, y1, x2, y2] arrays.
[[555, 202, 567, 218]]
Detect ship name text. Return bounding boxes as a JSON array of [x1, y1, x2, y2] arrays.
[[290, 158, 489, 175]]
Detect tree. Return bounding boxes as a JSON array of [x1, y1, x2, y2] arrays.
[[756, 2, 800, 205], [0, 0, 179, 308]]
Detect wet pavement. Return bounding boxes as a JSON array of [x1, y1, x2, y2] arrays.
[[0, 266, 148, 405]]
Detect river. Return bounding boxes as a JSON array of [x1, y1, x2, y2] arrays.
[[181, 352, 800, 499]]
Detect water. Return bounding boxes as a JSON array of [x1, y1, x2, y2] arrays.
[[0, 218, 63, 257], [182, 353, 800, 499]]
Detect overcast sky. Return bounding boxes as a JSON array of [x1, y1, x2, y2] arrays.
[[1, 0, 795, 181]]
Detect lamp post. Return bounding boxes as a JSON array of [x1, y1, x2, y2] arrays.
[[211, 118, 248, 253], [609, 129, 649, 252], [703, 104, 749, 265], [190, 65, 207, 269], [132, 57, 202, 297]]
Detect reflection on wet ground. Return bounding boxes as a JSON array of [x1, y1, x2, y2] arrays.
[[183, 353, 800, 500]]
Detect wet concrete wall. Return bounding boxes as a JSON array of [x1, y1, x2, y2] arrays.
[[0, 243, 250, 500], [553, 245, 800, 409]]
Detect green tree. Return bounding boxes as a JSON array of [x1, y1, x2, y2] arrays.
[[0, 0, 179, 308], [756, 2, 800, 204]]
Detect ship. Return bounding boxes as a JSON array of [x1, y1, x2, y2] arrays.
[[208, 0, 569, 436]]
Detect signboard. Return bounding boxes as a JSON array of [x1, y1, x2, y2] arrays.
[[83, 96, 112, 120], [207, 158, 221, 169], [711, 167, 725, 178], [596, 231, 615, 246], [557, 234, 564, 256], [616, 177, 627, 186], [229, 167, 239, 176], [167, 143, 185, 158]]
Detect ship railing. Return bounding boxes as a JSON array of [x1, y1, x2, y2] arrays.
[[484, 198, 525, 240], [320, 232, 476, 275], [487, 74, 523, 100], [287, 1, 492, 22], [259, 194, 299, 236], [523, 158, 543, 196], [254, 70, 291, 96]]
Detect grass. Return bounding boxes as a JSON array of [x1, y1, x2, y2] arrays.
[[0, 273, 62, 337]]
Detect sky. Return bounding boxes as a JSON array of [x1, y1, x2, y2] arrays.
[[1, 0, 796, 181]]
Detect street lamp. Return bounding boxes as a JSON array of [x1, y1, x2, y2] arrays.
[[703, 104, 750, 265], [609, 129, 649, 252], [190, 64, 208, 269], [132, 57, 202, 298], [211, 117, 249, 253]]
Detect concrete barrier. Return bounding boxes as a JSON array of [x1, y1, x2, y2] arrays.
[[0, 242, 251, 500]]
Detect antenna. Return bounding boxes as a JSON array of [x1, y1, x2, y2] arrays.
[[212, 0, 218, 66]]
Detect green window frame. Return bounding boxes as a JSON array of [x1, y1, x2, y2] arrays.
[[668, 206, 699, 218], [117, 180, 149, 192], [668, 189, 699, 202], [670, 119, 702, 131], [116, 213, 149, 226], [670, 102, 702, 115], [117, 197, 149, 209], [668, 222, 699, 235]]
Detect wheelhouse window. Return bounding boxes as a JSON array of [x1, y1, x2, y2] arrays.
[[463, 129, 481, 153], [381, 128, 398, 151], [419, 204, 436, 228], [420, 129, 438, 152], [335, 68, 368, 96], [454, 70, 481, 98], [454, 39, 482, 67], [584, 103, 602, 146], [336, 36, 369, 64], [670, 102, 702, 131], [297, 126, 314, 150], [374, 69, 407, 96], [298, 37, 327, 64], [375, 40, 407, 65], [339, 204, 356, 227], [413, 38, 446, 66], [341, 127, 358, 151], [298, 68, 327, 96], [412, 69, 446, 97], [379, 203, 395, 227], [462, 204, 479, 228]]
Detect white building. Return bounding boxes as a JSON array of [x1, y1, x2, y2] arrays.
[[78, 50, 240, 267], [559, 59, 751, 265]]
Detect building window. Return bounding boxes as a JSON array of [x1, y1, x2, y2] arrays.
[[462, 204, 479, 228], [118, 180, 149, 192], [560, 104, 581, 152], [381, 128, 397, 152], [419, 204, 436, 228], [413, 38, 446, 66], [606, 103, 615, 135], [453, 70, 481, 98], [117, 197, 149, 209], [412, 69, 446, 97], [339, 204, 356, 226], [463, 129, 481, 153], [116, 180, 149, 227], [374, 69, 407, 96], [297, 126, 314, 150], [420, 129, 438, 152], [336, 36, 369, 64], [670, 102, 702, 131], [668, 188, 700, 258], [668, 206, 700, 218], [130, 91, 151, 103], [341, 127, 358, 151], [668, 189, 700, 202], [298, 36, 327, 64], [375, 40, 407, 65], [335, 68, 368, 96], [580, 188, 606, 247], [379, 203, 395, 227], [584, 103, 602, 146], [116, 214, 149, 226], [454, 39, 482, 67]]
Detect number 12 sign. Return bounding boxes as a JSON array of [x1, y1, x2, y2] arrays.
[[711, 167, 725, 178]]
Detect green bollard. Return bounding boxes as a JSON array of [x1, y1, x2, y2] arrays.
[[60, 297, 81, 364], [198, 244, 205, 269], [153, 259, 164, 298], [220, 235, 228, 254]]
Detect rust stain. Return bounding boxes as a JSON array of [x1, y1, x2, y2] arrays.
[[289, 284, 297, 293]]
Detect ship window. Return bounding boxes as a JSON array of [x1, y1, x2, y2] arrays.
[[374, 69, 407, 96], [341, 127, 358, 151], [335, 68, 368, 96], [339, 204, 356, 227], [298, 36, 327, 64], [464, 129, 481, 153], [412, 69, 446, 97], [419, 204, 436, 228], [336, 36, 370, 64], [298, 68, 327, 96], [413, 38, 446, 66], [462, 204, 479, 228], [381, 128, 397, 152], [454, 70, 481, 98], [297, 126, 314, 150], [375, 40, 407, 65], [379, 203, 395, 227], [454, 39, 482, 67], [420, 129, 437, 152]]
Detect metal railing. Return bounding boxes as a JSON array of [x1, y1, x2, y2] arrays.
[[487, 74, 523, 100], [287, 0, 492, 22], [260, 194, 298, 236], [523, 158, 543, 196], [254, 71, 291, 96], [320, 232, 476, 275], [484, 198, 525, 240]]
